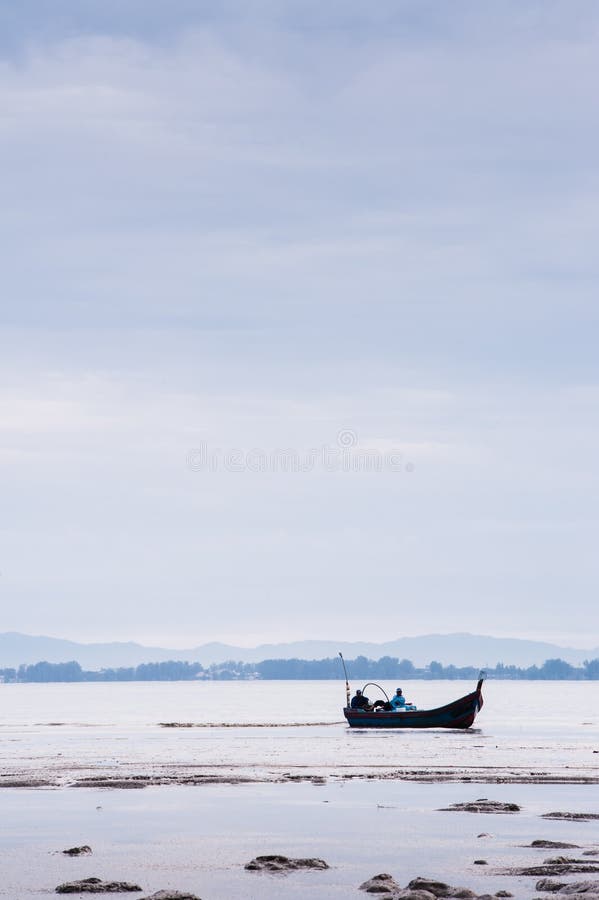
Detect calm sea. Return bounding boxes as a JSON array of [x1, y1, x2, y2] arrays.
[[1, 679, 598, 781]]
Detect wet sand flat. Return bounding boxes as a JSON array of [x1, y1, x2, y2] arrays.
[[1, 780, 599, 899]]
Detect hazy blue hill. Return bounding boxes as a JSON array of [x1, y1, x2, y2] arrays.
[[211, 634, 597, 667], [0, 631, 596, 670], [0, 632, 179, 669]]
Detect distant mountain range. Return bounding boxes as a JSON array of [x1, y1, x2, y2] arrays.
[[0, 631, 597, 670]]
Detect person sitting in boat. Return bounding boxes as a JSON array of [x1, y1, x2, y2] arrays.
[[389, 688, 406, 709], [389, 688, 416, 711], [350, 689, 371, 710]]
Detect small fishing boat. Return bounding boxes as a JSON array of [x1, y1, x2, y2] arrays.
[[339, 656, 485, 730]]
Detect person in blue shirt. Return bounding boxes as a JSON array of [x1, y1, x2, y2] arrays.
[[390, 688, 406, 710], [389, 688, 416, 711]]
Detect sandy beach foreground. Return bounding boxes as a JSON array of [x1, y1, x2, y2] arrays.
[[1, 780, 599, 899]]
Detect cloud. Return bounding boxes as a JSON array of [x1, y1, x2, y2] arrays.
[[0, 3, 598, 644]]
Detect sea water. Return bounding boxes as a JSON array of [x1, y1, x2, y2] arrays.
[[0, 681, 598, 899], [0, 680, 597, 782]]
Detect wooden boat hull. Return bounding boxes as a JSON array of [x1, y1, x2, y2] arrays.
[[343, 680, 484, 730]]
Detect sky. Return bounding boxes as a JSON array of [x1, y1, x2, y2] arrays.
[[1, 1, 598, 649]]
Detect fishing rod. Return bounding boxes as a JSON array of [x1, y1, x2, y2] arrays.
[[338, 652, 350, 707]]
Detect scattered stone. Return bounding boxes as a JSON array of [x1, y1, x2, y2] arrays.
[[140, 893, 202, 900], [359, 873, 402, 893], [359, 874, 441, 897], [584, 852, 599, 857], [439, 800, 520, 814], [62, 846, 92, 856], [360, 879, 436, 900], [530, 841, 581, 849], [545, 857, 583, 863], [360, 875, 509, 899], [73, 780, 147, 789], [244, 854, 329, 873], [159, 723, 195, 728], [394, 892, 438, 899], [56, 878, 142, 893], [535, 878, 599, 893], [541, 812, 599, 822], [407, 877, 477, 897], [0, 778, 55, 788], [508, 862, 599, 876]]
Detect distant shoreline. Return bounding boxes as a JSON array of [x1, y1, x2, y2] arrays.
[[2, 654, 599, 682]]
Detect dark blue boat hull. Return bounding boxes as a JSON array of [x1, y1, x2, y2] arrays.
[[343, 681, 484, 729]]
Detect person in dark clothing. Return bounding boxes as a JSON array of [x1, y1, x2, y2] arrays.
[[350, 689, 371, 710]]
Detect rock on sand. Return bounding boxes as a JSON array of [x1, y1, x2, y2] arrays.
[[439, 800, 520, 814], [359, 874, 513, 899], [535, 878, 599, 894], [244, 854, 329, 872], [56, 878, 142, 894], [140, 893, 202, 900]]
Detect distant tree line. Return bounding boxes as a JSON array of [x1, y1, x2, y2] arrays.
[[1, 655, 599, 682]]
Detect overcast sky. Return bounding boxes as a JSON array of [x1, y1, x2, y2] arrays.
[[1, 1, 598, 649]]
